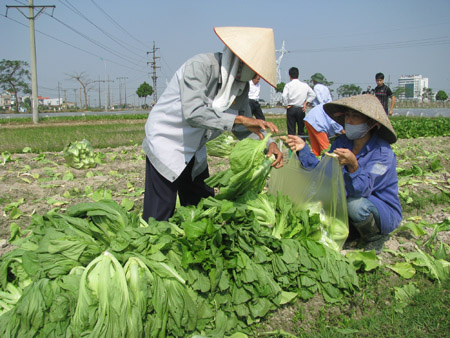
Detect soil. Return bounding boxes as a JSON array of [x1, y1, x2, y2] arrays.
[[0, 136, 449, 334]]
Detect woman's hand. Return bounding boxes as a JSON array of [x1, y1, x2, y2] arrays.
[[267, 142, 283, 168], [234, 116, 278, 139], [281, 135, 306, 152], [333, 148, 358, 173]]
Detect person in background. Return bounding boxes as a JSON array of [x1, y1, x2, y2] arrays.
[[282, 67, 316, 136], [304, 73, 341, 156], [284, 94, 402, 253], [362, 85, 373, 94], [311, 72, 332, 106], [142, 26, 283, 222], [248, 74, 266, 120], [374, 72, 396, 116], [304, 103, 343, 156]]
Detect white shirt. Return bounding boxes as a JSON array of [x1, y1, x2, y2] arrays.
[[248, 79, 260, 100], [312, 83, 332, 106], [282, 79, 316, 107]]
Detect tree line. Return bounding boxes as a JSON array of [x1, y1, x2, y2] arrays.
[[0, 59, 448, 113]]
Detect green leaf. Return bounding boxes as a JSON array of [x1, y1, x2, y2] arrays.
[[120, 198, 134, 211], [345, 250, 381, 271], [386, 262, 416, 279]]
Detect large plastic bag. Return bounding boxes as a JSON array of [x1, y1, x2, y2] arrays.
[[268, 152, 349, 250]]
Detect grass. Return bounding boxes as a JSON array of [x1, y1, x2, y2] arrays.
[[1, 120, 146, 152], [255, 270, 449, 338]]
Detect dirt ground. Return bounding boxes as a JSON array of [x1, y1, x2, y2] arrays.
[[1, 137, 449, 251]]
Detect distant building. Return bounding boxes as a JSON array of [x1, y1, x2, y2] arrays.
[[0, 92, 12, 110], [398, 75, 429, 100], [43, 98, 63, 106]]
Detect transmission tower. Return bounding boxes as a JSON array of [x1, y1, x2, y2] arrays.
[[147, 41, 160, 105], [270, 40, 287, 106]]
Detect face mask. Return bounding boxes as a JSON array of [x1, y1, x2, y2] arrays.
[[237, 63, 256, 82], [345, 122, 370, 140]]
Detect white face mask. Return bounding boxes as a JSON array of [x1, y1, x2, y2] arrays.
[[345, 122, 370, 140]]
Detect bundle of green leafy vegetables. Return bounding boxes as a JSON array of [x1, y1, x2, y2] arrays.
[[0, 193, 360, 337], [205, 133, 275, 200], [0, 136, 361, 337], [63, 139, 97, 169], [206, 133, 237, 158]]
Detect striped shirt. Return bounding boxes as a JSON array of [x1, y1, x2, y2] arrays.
[[374, 84, 393, 114]]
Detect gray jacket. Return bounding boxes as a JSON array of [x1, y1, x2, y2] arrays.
[[142, 52, 253, 182]]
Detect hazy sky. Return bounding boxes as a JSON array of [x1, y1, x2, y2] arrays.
[[1, 0, 449, 106]]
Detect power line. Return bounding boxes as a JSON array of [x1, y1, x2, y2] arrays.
[[58, 0, 146, 61], [90, 0, 148, 51], [13, 0, 145, 66], [1, 14, 144, 73]]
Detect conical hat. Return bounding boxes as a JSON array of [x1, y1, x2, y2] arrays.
[[323, 94, 397, 144], [214, 26, 277, 88]]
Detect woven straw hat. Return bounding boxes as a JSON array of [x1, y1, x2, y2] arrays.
[[323, 94, 397, 144], [214, 27, 277, 88]]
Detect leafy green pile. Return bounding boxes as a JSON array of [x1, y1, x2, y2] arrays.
[[0, 191, 360, 337], [206, 133, 237, 158], [63, 139, 97, 169]]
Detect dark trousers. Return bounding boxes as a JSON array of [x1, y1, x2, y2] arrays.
[[249, 99, 265, 120], [142, 156, 214, 222], [286, 106, 305, 135]]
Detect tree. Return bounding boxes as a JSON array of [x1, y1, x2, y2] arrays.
[[393, 86, 406, 98], [0, 59, 31, 112], [68, 72, 92, 110], [336, 84, 362, 98], [276, 82, 285, 93], [436, 90, 448, 101], [136, 82, 153, 105], [422, 87, 433, 102]]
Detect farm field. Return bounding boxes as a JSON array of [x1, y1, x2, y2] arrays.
[[0, 117, 449, 337]]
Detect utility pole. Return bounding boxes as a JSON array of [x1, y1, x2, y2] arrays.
[[116, 77, 128, 108], [57, 81, 61, 110], [6, 1, 55, 123], [147, 41, 160, 104]]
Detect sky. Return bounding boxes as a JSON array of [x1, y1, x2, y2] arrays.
[[1, 0, 450, 107]]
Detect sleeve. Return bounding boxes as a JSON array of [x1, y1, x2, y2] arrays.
[[180, 59, 236, 131], [306, 85, 317, 103], [342, 146, 394, 198], [386, 86, 393, 97], [297, 144, 320, 169], [315, 87, 324, 104], [282, 84, 289, 105]]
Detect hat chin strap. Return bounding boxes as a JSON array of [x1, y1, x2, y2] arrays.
[[212, 47, 248, 114]]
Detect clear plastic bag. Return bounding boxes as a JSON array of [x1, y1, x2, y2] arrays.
[[268, 152, 349, 250]]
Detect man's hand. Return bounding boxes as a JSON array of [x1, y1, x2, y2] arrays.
[[281, 135, 306, 152], [234, 116, 279, 139], [333, 148, 358, 173], [267, 142, 283, 168]]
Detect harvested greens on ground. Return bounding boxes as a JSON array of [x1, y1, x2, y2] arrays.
[[0, 196, 359, 337], [0, 134, 363, 336], [63, 139, 97, 169]]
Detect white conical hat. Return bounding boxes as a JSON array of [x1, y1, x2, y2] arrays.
[[214, 26, 277, 88]]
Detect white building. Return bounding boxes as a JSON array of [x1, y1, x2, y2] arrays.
[[398, 74, 429, 100], [43, 98, 63, 106]]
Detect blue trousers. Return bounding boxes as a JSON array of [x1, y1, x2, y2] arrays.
[[347, 197, 381, 228]]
